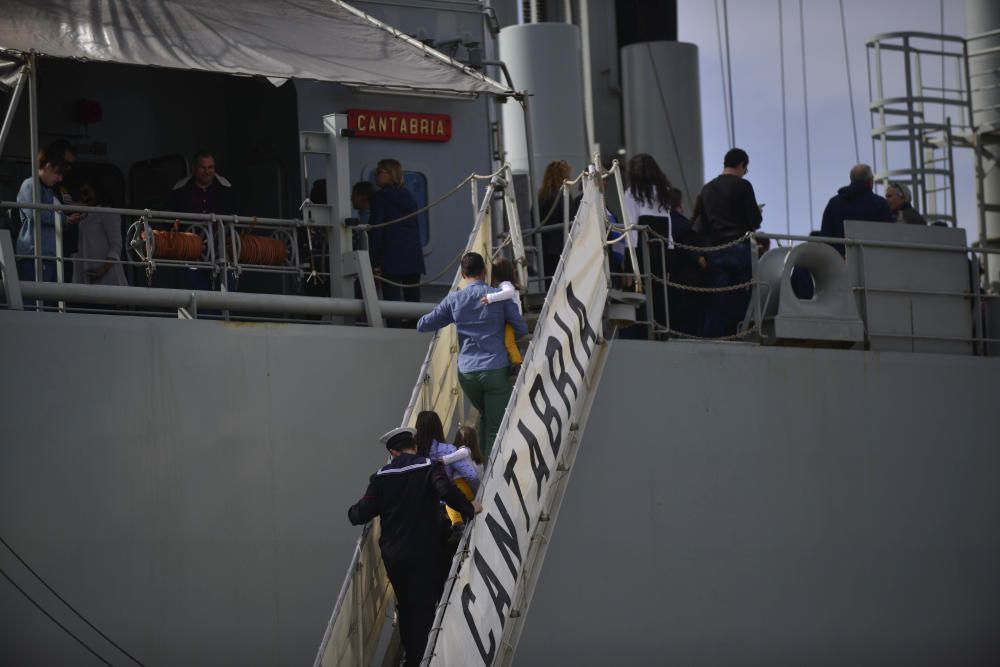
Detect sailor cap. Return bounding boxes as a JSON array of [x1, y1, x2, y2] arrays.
[[380, 426, 416, 450]]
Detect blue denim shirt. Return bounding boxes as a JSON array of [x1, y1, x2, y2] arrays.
[[15, 177, 59, 257], [417, 280, 528, 373]]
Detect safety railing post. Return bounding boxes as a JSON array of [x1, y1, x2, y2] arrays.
[[54, 210, 65, 313], [971, 252, 985, 355], [641, 230, 653, 340], [661, 236, 671, 338], [750, 234, 762, 340]]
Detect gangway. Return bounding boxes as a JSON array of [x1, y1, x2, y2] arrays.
[[313, 164, 626, 666]]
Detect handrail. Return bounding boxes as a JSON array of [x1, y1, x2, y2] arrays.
[[6, 281, 437, 319], [0, 200, 305, 227], [754, 231, 1000, 255]]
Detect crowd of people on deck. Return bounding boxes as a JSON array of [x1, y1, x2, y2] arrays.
[[535, 147, 940, 338], [7, 138, 936, 335]]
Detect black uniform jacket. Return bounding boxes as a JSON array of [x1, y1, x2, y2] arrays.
[[348, 453, 475, 562]]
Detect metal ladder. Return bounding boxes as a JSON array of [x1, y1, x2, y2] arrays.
[[867, 29, 1000, 265]]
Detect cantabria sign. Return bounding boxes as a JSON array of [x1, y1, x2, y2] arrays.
[[426, 176, 609, 665]]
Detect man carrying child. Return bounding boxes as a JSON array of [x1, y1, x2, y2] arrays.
[[416, 252, 528, 460]]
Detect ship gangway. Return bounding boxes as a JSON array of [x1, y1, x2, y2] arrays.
[[312, 161, 638, 666]]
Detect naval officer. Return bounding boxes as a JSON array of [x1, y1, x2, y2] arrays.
[[348, 427, 481, 666]]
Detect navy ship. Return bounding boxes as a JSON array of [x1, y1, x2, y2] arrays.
[[1, 1, 998, 665]]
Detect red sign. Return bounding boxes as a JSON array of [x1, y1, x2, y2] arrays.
[[347, 109, 451, 142]]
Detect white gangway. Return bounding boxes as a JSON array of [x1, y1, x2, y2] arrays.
[[314, 164, 622, 667]]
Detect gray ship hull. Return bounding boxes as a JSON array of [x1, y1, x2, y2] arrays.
[[1, 312, 998, 665]]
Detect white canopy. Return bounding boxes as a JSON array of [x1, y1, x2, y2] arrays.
[[0, 0, 511, 96]]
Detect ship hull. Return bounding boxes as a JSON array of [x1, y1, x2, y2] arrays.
[[1, 312, 998, 665]]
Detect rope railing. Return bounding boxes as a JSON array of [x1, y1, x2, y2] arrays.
[[373, 245, 467, 288], [355, 164, 509, 232]]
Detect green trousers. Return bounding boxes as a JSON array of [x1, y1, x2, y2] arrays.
[[458, 367, 513, 461]]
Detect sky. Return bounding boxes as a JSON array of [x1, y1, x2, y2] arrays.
[[676, 0, 974, 241]]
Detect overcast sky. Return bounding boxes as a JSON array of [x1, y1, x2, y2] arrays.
[[677, 0, 974, 240]]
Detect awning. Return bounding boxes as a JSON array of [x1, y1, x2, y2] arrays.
[[0, 0, 512, 96]]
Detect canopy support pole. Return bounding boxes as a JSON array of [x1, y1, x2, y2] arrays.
[[0, 64, 27, 156], [28, 51, 41, 310], [322, 113, 354, 304]]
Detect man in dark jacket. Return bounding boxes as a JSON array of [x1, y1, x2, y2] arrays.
[[820, 164, 893, 255], [696, 148, 763, 337], [167, 151, 236, 216], [369, 159, 425, 314], [349, 427, 480, 667], [165, 151, 236, 292]]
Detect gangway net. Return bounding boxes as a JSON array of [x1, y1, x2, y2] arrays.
[[314, 171, 613, 667]]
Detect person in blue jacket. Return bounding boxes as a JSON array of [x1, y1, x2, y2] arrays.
[[16, 143, 79, 283], [369, 158, 425, 320], [820, 164, 893, 255]]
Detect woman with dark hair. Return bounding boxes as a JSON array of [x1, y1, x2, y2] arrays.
[[413, 411, 480, 528], [622, 154, 674, 335], [535, 160, 579, 281]]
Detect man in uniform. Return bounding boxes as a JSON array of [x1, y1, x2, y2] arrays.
[[348, 427, 481, 666]]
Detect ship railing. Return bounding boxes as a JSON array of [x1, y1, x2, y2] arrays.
[[612, 224, 1000, 355], [0, 224, 439, 321], [759, 231, 1000, 354], [1, 200, 313, 301]]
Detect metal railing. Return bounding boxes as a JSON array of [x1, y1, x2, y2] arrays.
[[2, 200, 314, 296], [3, 201, 999, 357], [606, 224, 1000, 354]]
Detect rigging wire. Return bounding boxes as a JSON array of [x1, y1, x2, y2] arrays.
[[839, 0, 861, 164], [778, 0, 791, 236], [939, 0, 945, 126], [0, 565, 114, 666], [0, 535, 146, 666], [713, 0, 733, 147], [723, 0, 737, 146], [645, 43, 694, 206], [799, 0, 815, 230]]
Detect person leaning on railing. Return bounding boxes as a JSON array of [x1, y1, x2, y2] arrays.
[[819, 164, 893, 256], [15, 143, 82, 283]]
